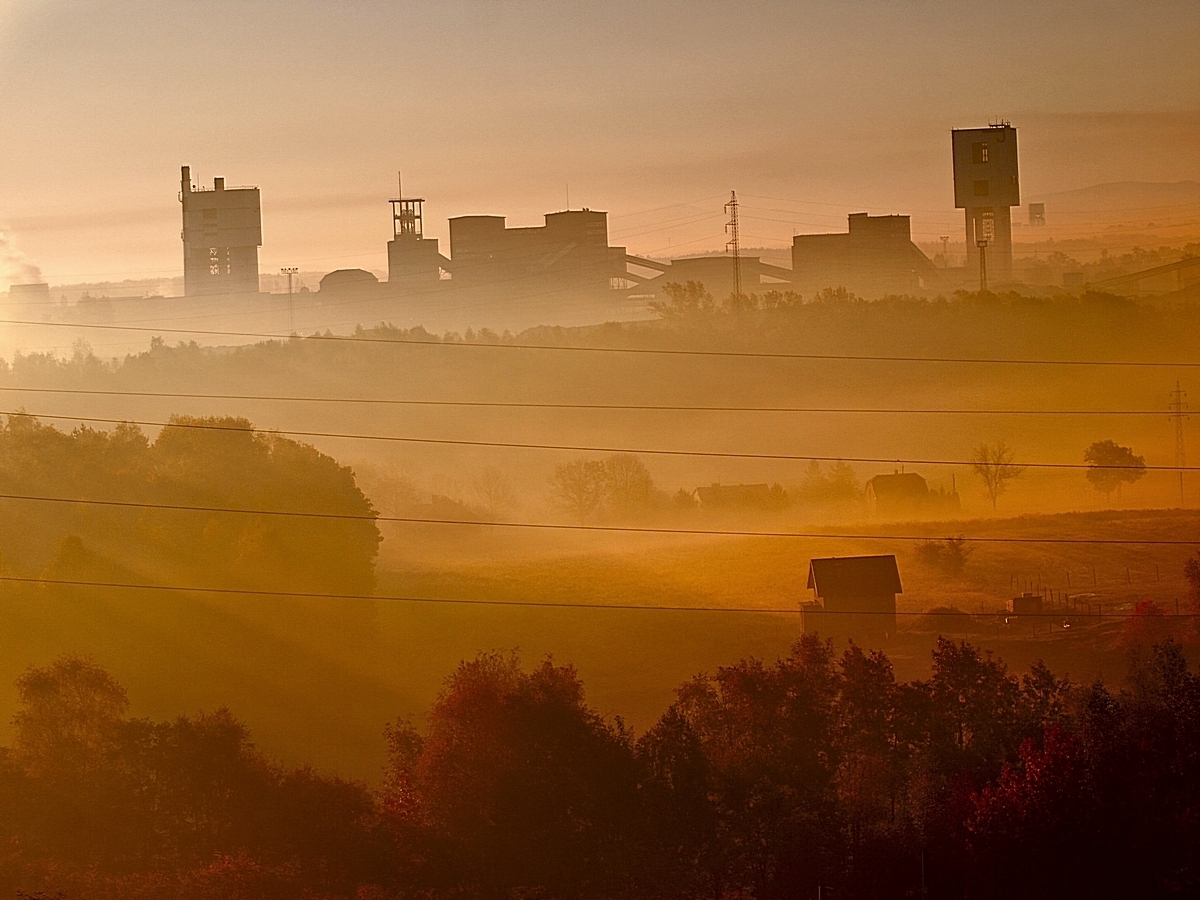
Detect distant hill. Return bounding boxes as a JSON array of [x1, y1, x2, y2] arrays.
[[1029, 181, 1200, 222]]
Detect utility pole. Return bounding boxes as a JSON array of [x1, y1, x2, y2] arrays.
[[940, 235, 950, 268], [280, 266, 298, 333], [725, 190, 741, 299], [1171, 381, 1189, 505]]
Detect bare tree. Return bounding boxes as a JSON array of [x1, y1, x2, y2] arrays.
[[603, 453, 654, 515], [471, 466, 519, 519], [970, 440, 1026, 510], [549, 459, 608, 524]]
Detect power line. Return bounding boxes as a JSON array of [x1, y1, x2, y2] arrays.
[[741, 191, 1200, 217], [0, 573, 796, 612], [2, 317, 1197, 368], [1, 492, 1197, 546], [0, 385, 1177, 416], [742, 210, 1200, 240], [8, 410, 1199, 471], [0, 574, 1195, 617]]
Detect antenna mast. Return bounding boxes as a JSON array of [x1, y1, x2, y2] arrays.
[[725, 190, 741, 297], [1171, 381, 1189, 505]]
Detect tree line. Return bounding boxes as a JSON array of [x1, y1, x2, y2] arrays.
[[0, 413, 380, 596], [3, 564, 1200, 900]]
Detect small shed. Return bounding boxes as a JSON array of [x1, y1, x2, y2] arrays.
[[1010, 592, 1044, 616], [803, 554, 902, 640]]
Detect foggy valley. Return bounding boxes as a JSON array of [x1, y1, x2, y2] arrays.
[[0, 1, 1199, 898]]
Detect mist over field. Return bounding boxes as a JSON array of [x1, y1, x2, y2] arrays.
[[1, 1, 1199, 898]]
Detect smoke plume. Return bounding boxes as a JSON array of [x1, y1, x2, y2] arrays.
[[0, 228, 43, 290]]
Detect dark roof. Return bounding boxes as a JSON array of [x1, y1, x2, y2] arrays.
[[807, 555, 902, 597], [866, 472, 928, 498], [695, 483, 771, 505], [320, 268, 379, 288]]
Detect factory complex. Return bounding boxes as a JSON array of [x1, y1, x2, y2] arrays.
[[176, 124, 1023, 314], [6, 123, 1082, 341]]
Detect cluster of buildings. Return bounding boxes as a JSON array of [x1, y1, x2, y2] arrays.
[[178, 123, 1024, 305], [800, 555, 1078, 646]]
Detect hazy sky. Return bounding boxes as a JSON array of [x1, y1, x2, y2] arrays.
[[0, 0, 1197, 287]]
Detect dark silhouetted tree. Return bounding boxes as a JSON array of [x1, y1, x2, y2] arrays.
[[648, 281, 715, 319], [383, 652, 638, 898], [13, 655, 128, 782], [603, 453, 655, 515], [549, 459, 608, 523], [1084, 439, 1146, 502], [970, 440, 1026, 510], [914, 536, 974, 577]]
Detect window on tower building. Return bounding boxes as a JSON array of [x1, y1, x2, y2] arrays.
[[980, 210, 996, 242], [972, 142, 989, 164], [974, 180, 990, 197]]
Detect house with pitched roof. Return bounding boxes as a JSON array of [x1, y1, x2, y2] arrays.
[[801, 554, 902, 641]]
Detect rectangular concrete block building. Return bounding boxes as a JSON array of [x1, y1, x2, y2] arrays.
[[952, 124, 1019, 285], [180, 166, 262, 296]]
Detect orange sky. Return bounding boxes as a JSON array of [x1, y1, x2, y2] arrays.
[[0, 0, 1197, 287]]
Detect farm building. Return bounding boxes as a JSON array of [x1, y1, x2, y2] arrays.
[[801, 554, 902, 642], [865, 471, 960, 517]]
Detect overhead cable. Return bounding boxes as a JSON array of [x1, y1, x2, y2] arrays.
[[1, 492, 1197, 546]]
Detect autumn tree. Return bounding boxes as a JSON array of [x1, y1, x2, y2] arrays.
[[834, 643, 914, 888], [648, 280, 715, 320], [383, 652, 638, 897], [966, 727, 1094, 898], [922, 638, 1024, 781], [1084, 439, 1147, 502], [649, 635, 843, 900], [3, 657, 385, 889], [0, 413, 381, 596], [13, 654, 128, 782], [970, 439, 1026, 510]]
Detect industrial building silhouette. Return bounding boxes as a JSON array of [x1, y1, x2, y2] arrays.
[[952, 123, 1020, 284], [180, 166, 262, 297], [173, 123, 1020, 311], [791, 213, 941, 297], [446, 209, 625, 297]]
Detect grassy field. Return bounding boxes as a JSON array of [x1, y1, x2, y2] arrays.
[[0, 507, 1194, 782], [2, 298, 1197, 779]]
